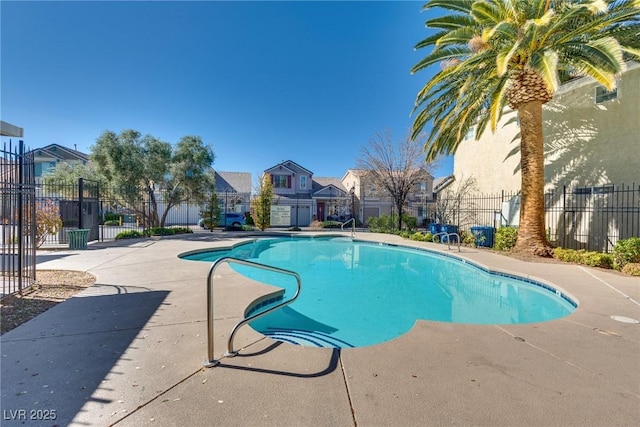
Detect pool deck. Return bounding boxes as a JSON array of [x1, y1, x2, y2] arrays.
[[1, 231, 638, 426]]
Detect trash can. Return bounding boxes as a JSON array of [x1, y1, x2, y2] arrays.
[[68, 229, 90, 250], [470, 226, 495, 248], [428, 223, 442, 235], [441, 224, 459, 243]]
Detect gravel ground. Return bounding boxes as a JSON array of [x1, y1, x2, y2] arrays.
[[0, 270, 96, 335]]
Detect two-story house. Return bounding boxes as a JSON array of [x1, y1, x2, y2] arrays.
[[265, 160, 351, 226], [266, 161, 435, 227]]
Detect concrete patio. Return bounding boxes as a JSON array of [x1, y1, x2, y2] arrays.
[[1, 231, 638, 426]]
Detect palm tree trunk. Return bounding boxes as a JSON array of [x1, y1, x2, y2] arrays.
[[515, 100, 552, 256]]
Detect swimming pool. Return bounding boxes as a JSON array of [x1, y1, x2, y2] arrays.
[[182, 236, 577, 348]]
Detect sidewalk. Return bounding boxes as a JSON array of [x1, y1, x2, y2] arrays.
[[1, 232, 638, 426]]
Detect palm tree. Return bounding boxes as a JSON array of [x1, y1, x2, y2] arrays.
[[411, 0, 639, 256]]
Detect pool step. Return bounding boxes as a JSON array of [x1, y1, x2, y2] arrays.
[[262, 328, 355, 348]]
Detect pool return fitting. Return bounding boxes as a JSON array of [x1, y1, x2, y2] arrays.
[[205, 257, 302, 367]]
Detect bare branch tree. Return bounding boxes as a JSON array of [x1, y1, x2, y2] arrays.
[[357, 130, 434, 231]]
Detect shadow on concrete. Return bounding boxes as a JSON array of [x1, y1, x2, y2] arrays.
[[218, 346, 341, 378], [35, 252, 75, 264], [0, 290, 169, 426]]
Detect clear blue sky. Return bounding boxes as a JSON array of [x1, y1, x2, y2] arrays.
[[1, 0, 451, 182]]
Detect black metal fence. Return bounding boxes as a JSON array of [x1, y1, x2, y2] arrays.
[[1, 140, 36, 297], [34, 179, 252, 245], [410, 183, 640, 252]]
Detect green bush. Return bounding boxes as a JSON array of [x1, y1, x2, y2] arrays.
[[613, 237, 640, 269], [169, 226, 193, 235], [104, 212, 119, 221], [115, 230, 144, 240], [621, 263, 640, 276], [367, 214, 394, 233], [460, 229, 475, 246], [322, 221, 342, 229], [409, 232, 425, 241], [145, 227, 176, 236], [553, 248, 614, 269], [423, 232, 433, 242], [580, 252, 614, 269], [553, 247, 583, 263], [403, 216, 418, 233], [494, 227, 518, 251], [104, 220, 119, 226]]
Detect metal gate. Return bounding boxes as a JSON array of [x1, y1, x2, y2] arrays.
[[0, 140, 36, 296]]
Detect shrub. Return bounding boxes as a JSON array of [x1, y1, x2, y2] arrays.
[[403, 215, 418, 232], [104, 212, 119, 222], [494, 227, 518, 251], [460, 229, 475, 246], [553, 248, 614, 269], [409, 232, 425, 241], [323, 221, 342, 229], [612, 237, 640, 269], [115, 230, 143, 240], [367, 214, 393, 233], [553, 247, 582, 263], [621, 263, 640, 276], [104, 220, 119, 226], [580, 252, 614, 269], [34, 200, 63, 248], [423, 232, 433, 242], [169, 227, 193, 234], [145, 227, 175, 236]]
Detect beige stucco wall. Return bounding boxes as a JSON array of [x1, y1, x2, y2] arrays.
[[453, 109, 521, 193], [453, 61, 640, 193]]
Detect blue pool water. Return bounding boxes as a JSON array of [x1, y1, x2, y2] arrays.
[[182, 236, 576, 348]]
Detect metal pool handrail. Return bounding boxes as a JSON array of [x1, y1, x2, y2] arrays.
[[432, 231, 461, 252], [341, 218, 356, 238], [205, 256, 302, 367]]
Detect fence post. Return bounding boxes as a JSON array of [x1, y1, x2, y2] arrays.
[[17, 141, 24, 293], [78, 178, 84, 229]]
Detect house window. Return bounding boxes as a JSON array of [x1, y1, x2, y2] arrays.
[[273, 175, 290, 188], [300, 176, 307, 190], [595, 85, 617, 103], [573, 184, 614, 195]]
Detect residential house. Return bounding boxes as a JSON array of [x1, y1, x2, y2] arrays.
[[265, 160, 435, 227], [30, 144, 89, 182], [215, 171, 252, 214], [159, 170, 251, 226]]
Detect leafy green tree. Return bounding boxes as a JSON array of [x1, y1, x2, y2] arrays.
[[251, 173, 274, 231], [200, 191, 221, 231], [91, 129, 215, 227], [411, 0, 639, 256], [42, 162, 106, 187]]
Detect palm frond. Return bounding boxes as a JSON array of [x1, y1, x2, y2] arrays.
[[423, 0, 474, 14], [426, 14, 476, 31], [471, 1, 502, 25], [529, 50, 559, 94], [410, 46, 469, 74], [414, 30, 450, 50]]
